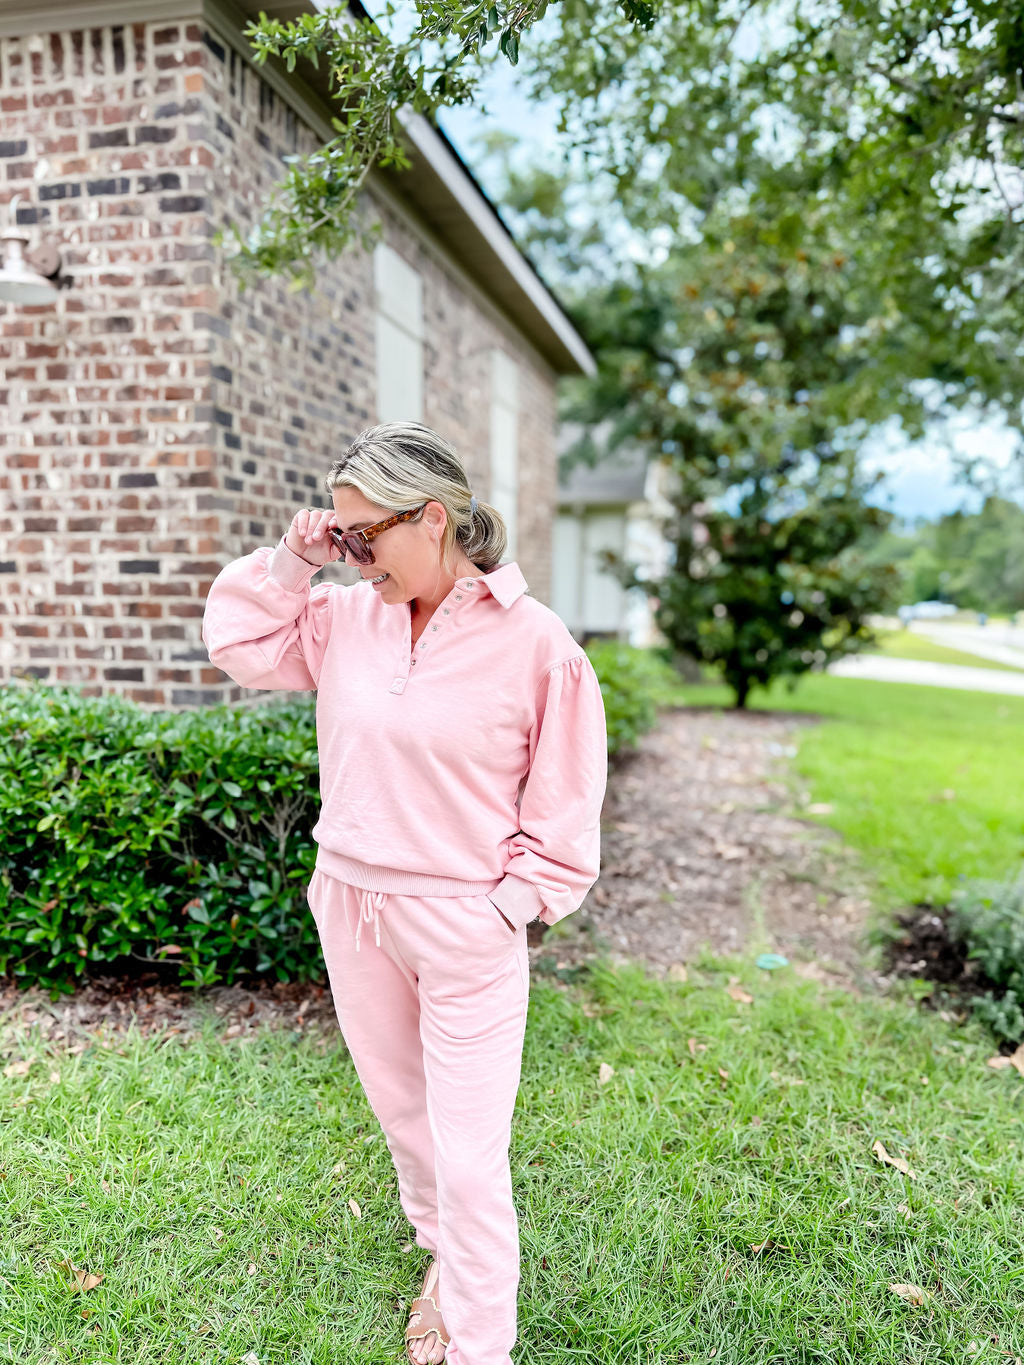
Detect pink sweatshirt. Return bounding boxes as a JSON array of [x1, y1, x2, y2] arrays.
[[200, 538, 608, 931]]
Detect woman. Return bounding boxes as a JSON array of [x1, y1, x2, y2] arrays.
[[201, 421, 608, 1365]]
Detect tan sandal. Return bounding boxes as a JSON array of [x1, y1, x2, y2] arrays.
[[405, 1258, 451, 1363]]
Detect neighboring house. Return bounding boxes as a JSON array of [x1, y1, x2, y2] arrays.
[[0, 0, 594, 708], [553, 421, 677, 646]]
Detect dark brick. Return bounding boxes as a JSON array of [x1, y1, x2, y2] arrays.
[[170, 689, 222, 706], [89, 128, 129, 148], [104, 667, 144, 681], [0, 561, 15, 572], [241, 460, 256, 475], [138, 172, 181, 193], [282, 429, 299, 448], [213, 407, 233, 428], [193, 313, 231, 338], [202, 30, 226, 62], [87, 177, 131, 196], [136, 126, 176, 144], [215, 113, 234, 141], [39, 182, 81, 200], [0, 140, 28, 157], [118, 472, 158, 487], [224, 432, 241, 450], [255, 128, 270, 151], [224, 476, 243, 492], [160, 194, 206, 213], [211, 364, 233, 383], [103, 317, 134, 332], [119, 560, 160, 573]]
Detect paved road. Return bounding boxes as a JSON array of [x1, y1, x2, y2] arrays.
[[828, 653, 1024, 696]]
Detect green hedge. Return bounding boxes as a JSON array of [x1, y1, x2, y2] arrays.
[[585, 638, 690, 756], [1, 645, 682, 996], [1, 681, 321, 996]]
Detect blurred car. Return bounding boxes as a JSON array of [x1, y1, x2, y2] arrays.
[[897, 600, 959, 624]]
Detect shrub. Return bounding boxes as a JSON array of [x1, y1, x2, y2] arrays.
[[585, 640, 688, 756], [2, 645, 682, 994], [948, 870, 1024, 1045], [0, 680, 321, 997]]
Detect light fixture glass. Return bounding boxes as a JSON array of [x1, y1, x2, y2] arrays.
[[0, 230, 58, 304], [0, 194, 61, 305]]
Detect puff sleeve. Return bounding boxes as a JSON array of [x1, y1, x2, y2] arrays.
[[487, 652, 609, 931], [201, 536, 334, 691]]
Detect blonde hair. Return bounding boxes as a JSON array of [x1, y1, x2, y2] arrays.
[[324, 421, 508, 574]]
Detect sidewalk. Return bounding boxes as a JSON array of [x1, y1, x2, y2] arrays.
[[913, 623, 1024, 672], [828, 653, 1024, 696]]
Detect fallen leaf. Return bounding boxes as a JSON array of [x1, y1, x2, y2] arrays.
[[749, 1239, 774, 1254], [726, 985, 754, 1004], [889, 1283, 928, 1305], [667, 963, 688, 983], [348, 1197, 362, 1218], [60, 1259, 104, 1292], [598, 1062, 615, 1085], [986, 1042, 1024, 1076], [872, 1140, 917, 1180], [4, 1059, 31, 1078]]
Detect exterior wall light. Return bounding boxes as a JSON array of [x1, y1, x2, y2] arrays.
[[0, 195, 72, 305]]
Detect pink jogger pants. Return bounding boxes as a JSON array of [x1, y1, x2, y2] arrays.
[[306, 867, 532, 1365]]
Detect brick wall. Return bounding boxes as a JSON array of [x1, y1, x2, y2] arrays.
[[0, 12, 559, 709]]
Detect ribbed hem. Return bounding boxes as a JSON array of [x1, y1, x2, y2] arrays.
[[315, 848, 502, 898]]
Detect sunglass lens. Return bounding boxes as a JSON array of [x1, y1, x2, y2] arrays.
[[331, 530, 373, 564]]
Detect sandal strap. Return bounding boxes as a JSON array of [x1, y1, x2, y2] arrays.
[[406, 1296, 451, 1346]]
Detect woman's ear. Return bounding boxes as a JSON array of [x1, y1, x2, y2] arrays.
[[424, 500, 447, 541]]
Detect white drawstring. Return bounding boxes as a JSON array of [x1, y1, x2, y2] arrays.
[[355, 888, 387, 952]]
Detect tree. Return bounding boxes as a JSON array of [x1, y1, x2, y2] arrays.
[[213, 0, 657, 291], [535, 197, 909, 705]]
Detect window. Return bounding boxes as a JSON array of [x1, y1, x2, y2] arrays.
[[490, 349, 519, 558], [374, 244, 423, 422]]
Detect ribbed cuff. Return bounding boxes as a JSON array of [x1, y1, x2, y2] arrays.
[[487, 875, 546, 931], [269, 536, 321, 592]]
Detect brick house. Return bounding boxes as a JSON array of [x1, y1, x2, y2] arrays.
[[0, 0, 594, 708]]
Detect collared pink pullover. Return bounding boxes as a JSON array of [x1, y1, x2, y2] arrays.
[[200, 538, 608, 931]]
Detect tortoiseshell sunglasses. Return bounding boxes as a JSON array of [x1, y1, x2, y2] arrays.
[[327, 502, 429, 565]]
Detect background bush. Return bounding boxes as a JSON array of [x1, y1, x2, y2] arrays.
[[948, 870, 1024, 1045], [1, 647, 681, 994], [584, 639, 688, 756]]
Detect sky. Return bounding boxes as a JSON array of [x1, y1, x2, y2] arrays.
[[386, 10, 1024, 524]]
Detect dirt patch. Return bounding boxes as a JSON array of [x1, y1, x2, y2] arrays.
[[0, 705, 892, 1053], [546, 705, 888, 993]]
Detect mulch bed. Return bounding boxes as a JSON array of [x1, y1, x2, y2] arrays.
[[0, 704, 935, 1052]]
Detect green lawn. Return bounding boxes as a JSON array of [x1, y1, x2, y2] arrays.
[[2, 959, 1022, 1364], [665, 673, 1024, 913], [867, 630, 1024, 674]]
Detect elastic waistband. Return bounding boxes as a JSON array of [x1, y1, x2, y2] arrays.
[[314, 848, 502, 898]]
